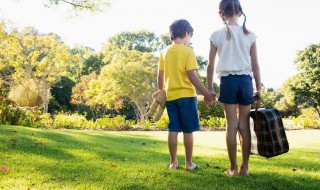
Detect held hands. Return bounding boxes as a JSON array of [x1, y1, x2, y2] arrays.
[[204, 91, 217, 104]]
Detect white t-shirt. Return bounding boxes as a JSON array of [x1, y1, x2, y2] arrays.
[[210, 25, 256, 79]]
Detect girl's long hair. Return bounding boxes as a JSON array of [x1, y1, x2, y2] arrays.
[[219, 0, 249, 40]]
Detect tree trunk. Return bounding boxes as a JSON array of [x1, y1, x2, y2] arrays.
[[43, 82, 48, 113]]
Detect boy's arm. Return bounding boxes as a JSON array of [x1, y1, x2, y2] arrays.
[[187, 70, 214, 103], [157, 70, 164, 91], [250, 42, 262, 98], [207, 41, 217, 92]]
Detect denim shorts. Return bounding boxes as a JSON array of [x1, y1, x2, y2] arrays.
[[218, 74, 254, 105], [166, 97, 200, 133]]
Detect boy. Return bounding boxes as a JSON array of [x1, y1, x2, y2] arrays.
[[158, 19, 215, 170]]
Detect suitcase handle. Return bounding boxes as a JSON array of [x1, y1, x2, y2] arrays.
[[253, 98, 268, 111]]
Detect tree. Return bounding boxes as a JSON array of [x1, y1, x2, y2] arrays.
[[69, 46, 104, 82], [92, 50, 158, 121], [101, 30, 161, 65], [290, 44, 320, 116], [45, 0, 110, 13], [5, 27, 72, 113], [275, 78, 300, 117], [71, 72, 98, 113], [8, 79, 42, 107], [50, 77, 76, 111]]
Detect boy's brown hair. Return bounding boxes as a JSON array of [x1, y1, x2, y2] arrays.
[[169, 19, 194, 41]]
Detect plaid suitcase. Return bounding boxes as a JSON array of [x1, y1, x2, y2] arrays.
[[250, 101, 289, 158]]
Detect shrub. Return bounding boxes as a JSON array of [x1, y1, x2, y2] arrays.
[[201, 116, 226, 128], [53, 113, 87, 129], [96, 115, 127, 130], [197, 97, 224, 119], [155, 112, 169, 130]]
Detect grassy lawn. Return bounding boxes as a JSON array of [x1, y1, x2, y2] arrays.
[[0, 125, 319, 190]]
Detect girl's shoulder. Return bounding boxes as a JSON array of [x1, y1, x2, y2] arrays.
[[210, 27, 225, 40]]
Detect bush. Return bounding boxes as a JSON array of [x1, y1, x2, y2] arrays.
[[96, 115, 127, 130], [53, 113, 87, 129], [292, 108, 320, 129], [201, 116, 226, 128], [0, 100, 33, 126], [155, 112, 169, 130], [197, 97, 224, 119]]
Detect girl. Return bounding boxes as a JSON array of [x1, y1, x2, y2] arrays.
[[207, 0, 262, 176]]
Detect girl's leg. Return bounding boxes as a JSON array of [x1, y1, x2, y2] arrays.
[[183, 132, 198, 170], [238, 104, 251, 175], [224, 104, 239, 176], [168, 132, 179, 169]]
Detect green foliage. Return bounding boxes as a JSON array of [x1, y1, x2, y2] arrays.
[[95, 115, 127, 130], [45, 0, 110, 13], [8, 79, 42, 107], [102, 30, 160, 55], [197, 97, 224, 119], [292, 108, 320, 129], [52, 112, 88, 129], [155, 112, 169, 130], [4, 27, 73, 113], [290, 44, 320, 116], [95, 50, 158, 121], [50, 77, 76, 111], [200, 116, 226, 128], [0, 101, 25, 125], [261, 86, 282, 109], [275, 78, 300, 117]]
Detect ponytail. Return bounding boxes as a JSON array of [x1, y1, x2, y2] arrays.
[[240, 7, 249, 35], [219, 0, 250, 40], [223, 16, 232, 40]]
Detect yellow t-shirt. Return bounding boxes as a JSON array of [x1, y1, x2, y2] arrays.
[[159, 44, 198, 101]]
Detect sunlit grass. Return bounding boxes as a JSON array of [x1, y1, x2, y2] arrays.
[[0, 125, 319, 189]]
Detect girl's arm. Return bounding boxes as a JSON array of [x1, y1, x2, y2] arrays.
[[250, 42, 262, 98], [157, 70, 164, 91], [207, 41, 217, 93]]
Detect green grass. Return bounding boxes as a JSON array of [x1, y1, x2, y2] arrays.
[[0, 125, 319, 190]]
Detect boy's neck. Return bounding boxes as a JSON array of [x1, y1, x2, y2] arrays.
[[173, 38, 185, 45]]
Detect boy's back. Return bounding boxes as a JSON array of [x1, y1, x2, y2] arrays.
[[159, 44, 198, 101]]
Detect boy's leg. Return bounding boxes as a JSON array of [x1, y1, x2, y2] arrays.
[[238, 104, 251, 175], [183, 132, 198, 170], [224, 103, 239, 176], [168, 132, 179, 168]]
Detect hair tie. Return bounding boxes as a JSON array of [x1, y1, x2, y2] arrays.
[[244, 17, 247, 23], [224, 20, 227, 25]]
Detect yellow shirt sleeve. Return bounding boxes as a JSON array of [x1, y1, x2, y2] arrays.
[[185, 49, 198, 71]]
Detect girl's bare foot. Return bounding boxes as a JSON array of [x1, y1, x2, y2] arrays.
[[225, 168, 238, 176], [186, 163, 199, 171]]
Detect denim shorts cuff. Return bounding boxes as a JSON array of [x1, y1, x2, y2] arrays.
[[182, 127, 200, 133]]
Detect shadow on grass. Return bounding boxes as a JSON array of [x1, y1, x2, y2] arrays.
[[1, 125, 319, 190]]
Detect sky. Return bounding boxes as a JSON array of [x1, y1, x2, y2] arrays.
[[1, 0, 320, 89]]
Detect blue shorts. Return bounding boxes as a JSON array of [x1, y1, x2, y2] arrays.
[[166, 97, 200, 133], [219, 74, 254, 105]]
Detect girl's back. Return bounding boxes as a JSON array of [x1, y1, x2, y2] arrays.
[[210, 25, 256, 78]]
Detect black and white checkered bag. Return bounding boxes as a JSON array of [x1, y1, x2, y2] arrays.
[[249, 99, 289, 158]]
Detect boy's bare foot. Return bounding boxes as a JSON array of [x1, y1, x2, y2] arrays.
[[239, 165, 249, 176], [225, 168, 238, 176], [168, 163, 179, 169], [186, 163, 199, 171]]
